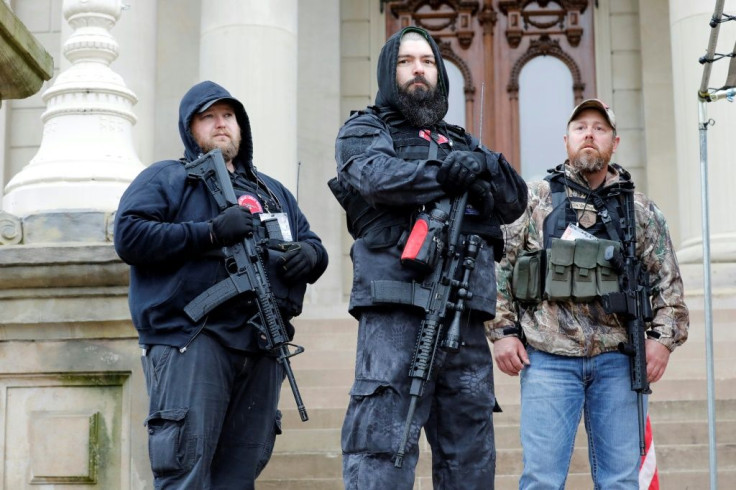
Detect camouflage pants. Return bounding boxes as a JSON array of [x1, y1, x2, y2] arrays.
[[341, 308, 497, 490]]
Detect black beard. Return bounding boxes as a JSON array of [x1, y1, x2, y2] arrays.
[[396, 81, 448, 128]]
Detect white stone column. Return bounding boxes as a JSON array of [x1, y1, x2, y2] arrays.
[[670, 0, 736, 293], [198, 0, 298, 191], [1, 0, 144, 243]]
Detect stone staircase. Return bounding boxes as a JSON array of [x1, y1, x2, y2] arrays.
[[258, 298, 736, 489]]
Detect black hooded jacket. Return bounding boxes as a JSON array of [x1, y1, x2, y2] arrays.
[[374, 27, 450, 121], [115, 81, 327, 351], [333, 27, 528, 319]]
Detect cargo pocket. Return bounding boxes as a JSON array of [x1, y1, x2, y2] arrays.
[[544, 238, 575, 301], [572, 239, 599, 302], [512, 249, 544, 303], [342, 378, 399, 454], [596, 239, 621, 296], [145, 408, 197, 476], [255, 409, 283, 477]]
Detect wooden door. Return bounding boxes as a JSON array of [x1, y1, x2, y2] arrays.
[[385, 0, 596, 173]]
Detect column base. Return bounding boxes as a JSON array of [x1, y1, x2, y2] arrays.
[[1, 210, 114, 245], [680, 261, 736, 297]]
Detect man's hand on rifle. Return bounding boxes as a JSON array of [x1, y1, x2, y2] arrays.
[[645, 339, 670, 383], [437, 151, 486, 194], [468, 179, 495, 217], [278, 242, 319, 284], [210, 204, 257, 246]]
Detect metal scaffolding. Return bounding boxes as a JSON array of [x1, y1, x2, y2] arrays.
[[696, 0, 736, 488]]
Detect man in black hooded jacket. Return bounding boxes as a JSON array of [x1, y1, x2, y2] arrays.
[[332, 27, 527, 489], [114, 80, 328, 488]]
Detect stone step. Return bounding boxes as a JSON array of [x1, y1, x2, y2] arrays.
[[257, 468, 736, 490], [656, 469, 736, 490], [281, 407, 346, 429], [492, 469, 736, 490], [257, 479, 343, 490], [292, 317, 357, 334], [288, 349, 355, 371], [267, 310, 736, 489], [283, 367, 354, 388], [259, 442, 736, 485], [292, 330, 357, 351], [279, 399, 736, 436], [273, 417, 736, 454], [663, 357, 736, 379], [647, 398, 736, 421], [484, 377, 736, 412]]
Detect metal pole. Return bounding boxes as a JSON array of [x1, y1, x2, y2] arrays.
[[697, 99, 718, 490]]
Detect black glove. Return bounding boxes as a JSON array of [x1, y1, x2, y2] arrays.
[[437, 151, 486, 195], [210, 205, 256, 246], [468, 179, 495, 217], [278, 241, 319, 284]]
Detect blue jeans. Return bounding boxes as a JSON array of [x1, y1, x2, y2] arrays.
[[518, 348, 645, 490], [141, 333, 283, 489]]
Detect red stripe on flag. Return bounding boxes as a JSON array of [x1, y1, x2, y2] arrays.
[[639, 414, 659, 489]]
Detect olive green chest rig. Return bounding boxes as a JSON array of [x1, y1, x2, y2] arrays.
[[512, 164, 635, 304]]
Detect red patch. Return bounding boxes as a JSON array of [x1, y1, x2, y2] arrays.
[[238, 193, 263, 214], [418, 129, 449, 144]]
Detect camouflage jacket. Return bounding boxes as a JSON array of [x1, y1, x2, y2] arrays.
[[487, 163, 689, 356]]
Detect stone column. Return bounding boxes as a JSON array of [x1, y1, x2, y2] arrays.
[[670, 0, 736, 293], [1, 0, 144, 244], [198, 0, 298, 191]]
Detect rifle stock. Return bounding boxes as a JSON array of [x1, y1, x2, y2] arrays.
[[184, 149, 308, 422]]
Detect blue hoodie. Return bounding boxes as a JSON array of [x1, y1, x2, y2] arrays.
[[114, 81, 327, 351]]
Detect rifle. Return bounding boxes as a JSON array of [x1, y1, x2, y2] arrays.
[[183, 149, 309, 422], [601, 189, 653, 455], [394, 193, 481, 468]]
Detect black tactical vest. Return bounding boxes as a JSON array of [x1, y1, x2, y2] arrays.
[[542, 164, 634, 249], [329, 108, 502, 253]]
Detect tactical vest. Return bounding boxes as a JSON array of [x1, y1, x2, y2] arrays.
[[512, 164, 634, 303], [543, 164, 635, 245], [329, 108, 502, 253]]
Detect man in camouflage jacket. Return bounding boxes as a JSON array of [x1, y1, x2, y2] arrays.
[[488, 99, 688, 488]]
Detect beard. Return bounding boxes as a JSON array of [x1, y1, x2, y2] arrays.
[[569, 144, 613, 174], [396, 77, 448, 128], [198, 133, 240, 162]]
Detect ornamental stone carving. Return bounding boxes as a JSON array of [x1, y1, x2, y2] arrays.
[[498, 0, 588, 48], [389, 0, 480, 48], [2, 0, 144, 230]]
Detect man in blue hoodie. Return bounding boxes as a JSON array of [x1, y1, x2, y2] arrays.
[[115, 81, 328, 488], [332, 27, 527, 489]]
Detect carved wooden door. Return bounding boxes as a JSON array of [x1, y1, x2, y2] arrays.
[[384, 0, 596, 173]]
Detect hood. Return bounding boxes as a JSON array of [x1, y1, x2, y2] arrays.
[[374, 26, 449, 113], [178, 80, 254, 166]]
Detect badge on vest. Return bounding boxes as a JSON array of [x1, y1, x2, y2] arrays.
[[260, 212, 293, 241], [569, 201, 597, 228], [561, 223, 596, 241]]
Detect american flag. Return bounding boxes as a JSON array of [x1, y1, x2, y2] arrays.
[[639, 414, 659, 489]]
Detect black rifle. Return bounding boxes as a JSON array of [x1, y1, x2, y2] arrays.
[[394, 193, 481, 468], [601, 189, 653, 455], [184, 149, 308, 422]]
